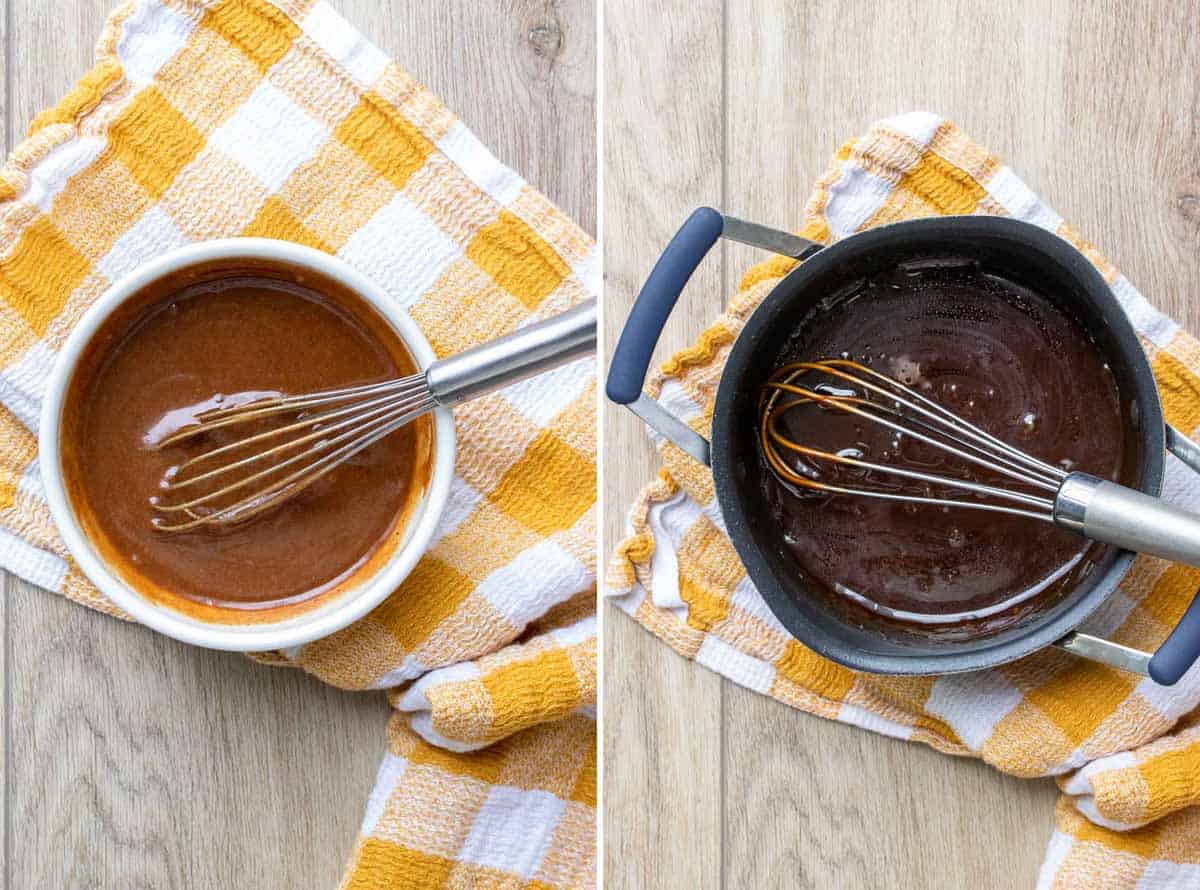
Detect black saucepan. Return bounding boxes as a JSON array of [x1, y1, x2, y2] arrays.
[[608, 209, 1200, 684]]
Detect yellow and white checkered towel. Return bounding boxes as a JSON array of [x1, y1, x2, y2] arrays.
[[608, 113, 1200, 889], [0, 1, 596, 886]]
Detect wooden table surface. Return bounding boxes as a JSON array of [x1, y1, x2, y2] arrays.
[[602, 1, 1200, 888], [0, 1, 594, 887]]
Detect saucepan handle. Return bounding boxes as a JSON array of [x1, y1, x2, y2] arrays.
[[611, 210, 1200, 685], [1057, 425, 1200, 685], [607, 208, 724, 407], [606, 207, 820, 464]]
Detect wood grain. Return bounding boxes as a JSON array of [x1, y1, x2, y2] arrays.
[[2, 1, 594, 888], [0, 0, 8, 880], [600, 0, 725, 887], [603, 0, 1200, 887]]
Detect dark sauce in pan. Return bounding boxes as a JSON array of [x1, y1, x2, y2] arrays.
[[761, 259, 1133, 637]]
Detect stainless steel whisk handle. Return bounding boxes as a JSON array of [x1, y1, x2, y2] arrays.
[[1054, 471, 1200, 685], [1054, 472, 1200, 567], [425, 299, 597, 407]]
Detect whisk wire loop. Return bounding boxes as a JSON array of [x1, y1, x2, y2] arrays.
[[147, 298, 598, 533], [758, 359, 1069, 522], [151, 376, 436, 532], [816, 359, 1068, 484], [165, 389, 430, 490], [155, 375, 428, 449]]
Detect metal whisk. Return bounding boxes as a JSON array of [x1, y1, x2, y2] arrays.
[[759, 358, 1200, 568], [151, 300, 596, 532]]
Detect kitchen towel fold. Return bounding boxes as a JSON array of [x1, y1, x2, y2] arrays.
[[0, 0, 596, 886], [608, 112, 1200, 889]]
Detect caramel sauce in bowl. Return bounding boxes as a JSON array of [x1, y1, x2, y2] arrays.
[[39, 240, 455, 651]]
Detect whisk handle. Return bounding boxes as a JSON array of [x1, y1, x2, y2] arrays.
[[425, 299, 597, 407], [1055, 473, 1200, 568], [1055, 472, 1200, 684]]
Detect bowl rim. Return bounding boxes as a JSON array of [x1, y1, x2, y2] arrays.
[[710, 215, 1164, 675], [38, 237, 456, 652]]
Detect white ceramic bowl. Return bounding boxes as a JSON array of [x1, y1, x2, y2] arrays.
[[38, 239, 455, 651]]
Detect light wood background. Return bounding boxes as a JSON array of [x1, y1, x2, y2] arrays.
[[0, 1, 594, 887], [602, 0, 1200, 888]]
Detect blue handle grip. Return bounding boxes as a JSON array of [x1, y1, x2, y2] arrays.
[[1150, 592, 1200, 685], [606, 207, 724, 405]]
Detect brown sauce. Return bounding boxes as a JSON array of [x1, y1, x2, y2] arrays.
[[761, 259, 1130, 636], [61, 259, 433, 620]]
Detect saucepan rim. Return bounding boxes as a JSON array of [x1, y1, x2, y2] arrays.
[[709, 215, 1164, 675]]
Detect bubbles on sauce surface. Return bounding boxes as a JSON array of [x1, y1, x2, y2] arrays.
[[890, 355, 923, 386], [761, 257, 1128, 638]]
